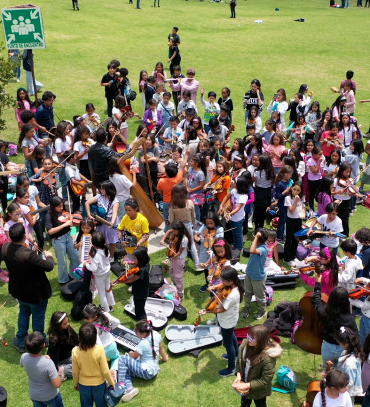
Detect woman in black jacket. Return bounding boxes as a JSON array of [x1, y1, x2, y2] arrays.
[[313, 273, 358, 369]]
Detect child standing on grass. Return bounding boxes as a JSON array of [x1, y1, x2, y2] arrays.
[[218, 87, 233, 122], [242, 229, 269, 321], [233, 325, 282, 407], [139, 70, 148, 114], [21, 331, 65, 407], [266, 133, 286, 174], [307, 146, 324, 211], [72, 323, 115, 406], [47, 311, 79, 381], [160, 220, 190, 299], [274, 165, 293, 244], [338, 239, 362, 292], [100, 64, 119, 117], [117, 320, 168, 403], [186, 154, 206, 222], [201, 88, 220, 134], [199, 267, 244, 377]]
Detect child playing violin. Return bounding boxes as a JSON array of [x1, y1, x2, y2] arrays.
[[203, 161, 231, 214], [198, 267, 244, 377], [194, 212, 224, 293], [160, 220, 191, 299], [199, 236, 232, 311], [352, 277, 370, 346]]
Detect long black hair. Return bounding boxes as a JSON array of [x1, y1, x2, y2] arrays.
[[18, 123, 34, 147], [75, 218, 95, 243], [321, 286, 349, 335], [82, 304, 110, 329], [212, 237, 232, 260], [133, 246, 150, 268], [135, 320, 157, 359], [49, 196, 65, 226], [235, 176, 249, 195], [335, 162, 351, 180], [320, 369, 349, 407], [316, 177, 334, 204], [326, 148, 342, 167], [334, 327, 364, 362], [90, 231, 109, 258], [256, 155, 275, 181], [16, 87, 34, 110], [229, 138, 245, 158], [220, 267, 245, 303], [171, 220, 191, 252], [282, 156, 299, 182], [48, 311, 74, 344], [204, 211, 223, 229], [246, 134, 264, 156], [191, 153, 207, 177], [351, 139, 365, 157], [100, 180, 117, 202]]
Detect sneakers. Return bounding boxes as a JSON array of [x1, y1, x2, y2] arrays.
[[350, 211, 354, 216], [16, 79, 20, 83], [285, 260, 296, 267], [277, 239, 285, 246], [218, 368, 236, 377], [195, 265, 204, 272], [0, 270, 9, 283], [128, 285, 132, 293], [199, 284, 208, 293], [241, 307, 250, 318], [248, 222, 253, 229], [121, 387, 139, 402], [12, 337, 26, 353], [254, 310, 267, 320], [206, 316, 217, 325]]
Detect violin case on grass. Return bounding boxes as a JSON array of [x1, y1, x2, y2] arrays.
[[165, 324, 222, 356], [124, 296, 174, 330], [149, 265, 164, 295], [60, 279, 84, 301]]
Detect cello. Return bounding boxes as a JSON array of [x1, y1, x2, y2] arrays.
[[295, 287, 329, 354]]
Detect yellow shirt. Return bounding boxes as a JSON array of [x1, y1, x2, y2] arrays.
[[118, 212, 149, 254], [72, 345, 114, 387]]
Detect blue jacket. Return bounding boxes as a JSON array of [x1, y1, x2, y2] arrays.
[[274, 180, 290, 208]]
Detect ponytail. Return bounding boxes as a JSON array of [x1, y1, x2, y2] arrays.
[[135, 319, 157, 359], [90, 231, 109, 258], [220, 267, 245, 303], [320, 379, 326, 407]]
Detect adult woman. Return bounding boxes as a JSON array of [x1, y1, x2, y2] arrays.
[[243, 79, 264, 122], [267, 88, 289, 132], [168, 40, 181, 76]]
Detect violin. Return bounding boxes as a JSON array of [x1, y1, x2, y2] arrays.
[[167, 232, 178, 258], [197, 128, 208, 140], [107, 264, 140, 292], [203, 228, 217, 250], [349, 283, 370, 299], [57, 211, 83, 226], [338, 177, 362, 196], [194, 284, 232, 326], [40, 171, 57, 190], [222, 197, 233, 221], [82, 140, 93, 148], [291, 265, 316, 275], [222, 125, 235, 156], [119, 105, 142, 121]]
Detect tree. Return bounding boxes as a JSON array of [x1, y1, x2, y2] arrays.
[[0, 41, 18, 133]]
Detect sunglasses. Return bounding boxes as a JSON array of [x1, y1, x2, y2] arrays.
[[247, 333, 256, 342]]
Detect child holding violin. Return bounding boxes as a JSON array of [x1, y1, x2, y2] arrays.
[[85, 231, 115, 313], [312, 369, 352, 407], [194, 212, 224, 293], [29, 145, 46, 186], [14, 187, 37, 240], [199, 238, 232, 309], [352, 278, 370, 346], [45, 196, 80, 284], [198, 267, 244, 377], [4, 203, 35, 248], [204, 160, 231, 214], [313, 275, 358, 368], [337, 239, 362, 293], [299, 247, 339, 296], [355, 228, 370, 279], [160, 220, 191, 299], [233, 325, 282, 407], [54, 121, 73, 201]]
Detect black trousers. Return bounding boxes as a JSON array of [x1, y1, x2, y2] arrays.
[[338, 198, 351, 237], [230, 4, 236, 17], [68, 184, 81, 213], [307, 179, 321, 209], [0, 181, 8, 212], [33, 219, 45, 250], [241, 397, 266, 407], [172, 91, 181, 109], [133, 297, 147, 320], [284, 217, 302, 262], [253, 205, 268, 230], [106, 97, 114, 117]]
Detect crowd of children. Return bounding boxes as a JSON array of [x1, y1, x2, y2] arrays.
[[5, 63, 370, 407]]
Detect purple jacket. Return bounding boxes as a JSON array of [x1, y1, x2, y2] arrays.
[[143, 108, 163, 129]]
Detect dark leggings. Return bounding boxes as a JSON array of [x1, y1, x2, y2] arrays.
[[253, 205, 268, 230], [133, 297, 147, 320], [284, 217, 302, 262], [33, 219, 45, 250], [307, 179, 321, 209], [338, 198, 351, 237], [241, 397, 267, 407], [0, 182, 9, 212]]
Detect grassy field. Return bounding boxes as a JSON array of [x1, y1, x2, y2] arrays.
[[1, 0, 370, 405]]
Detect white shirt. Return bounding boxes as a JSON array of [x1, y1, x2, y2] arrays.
[[254, 169, 272, 188], [162, 126, 182, 149], [216, 287, 240, 329], [157, 101, 175, 116], [324, 163, 339, 176], [95, 312, 121, 349], [284, 195, 304, 218], [28, 185, 39, 212], [177, 99, 198, 115], [312, 389, 352, 407], [87, 248, 111, 276], [206, 159, 216, 183], [54, 136, 72, 155], [338, 256, 363, 292], [65, 162, 81, 182], [333, 178, 351, 201], [317, 214, 343, 248], [109, 173, 133, 203], [73, 139, 95, 161], [230, 188, 248, 222], [112, 107, 128, 129]]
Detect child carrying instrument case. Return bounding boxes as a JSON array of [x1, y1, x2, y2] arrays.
[[149, 265, 164, 295], [61, 279, 83, 301]]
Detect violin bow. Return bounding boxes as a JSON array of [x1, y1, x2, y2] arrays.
[[162, 243, 177, 256], [199, 227, 236, 240], [41, 150, 75, 181], [67, 186, 72, 218], [0, 299, 9, 310]]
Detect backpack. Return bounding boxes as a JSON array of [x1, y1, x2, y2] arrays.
[[71, 288, 92, 320], [272, 366, 298, 393], [8, 144, 17, 156]]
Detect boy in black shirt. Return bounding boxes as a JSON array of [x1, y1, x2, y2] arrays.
[[100, 64, 118, 117], [145, 76, 156, 109]]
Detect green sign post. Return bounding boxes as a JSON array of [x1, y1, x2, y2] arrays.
[[1, 5, 45, 49]]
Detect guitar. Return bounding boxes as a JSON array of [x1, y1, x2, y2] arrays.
[[0, 167, 28, 177], [70, 180, 93, 196]]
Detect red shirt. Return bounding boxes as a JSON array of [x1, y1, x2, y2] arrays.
[[321, 131, 343, 157]]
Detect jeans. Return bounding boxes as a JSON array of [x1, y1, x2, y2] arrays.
[[17, 299, 48, 347], [276, 206, 286, 240], [321, 340, 343, 368], [360, 315, 370, 347], [118, 354, 155, 391], [31, 392, 64, 407], [26, 70, 43, 96], [51, 233, 80, 283], [194, 204, 201, 222], [220, 326, 238, 370], [163, 202, 171, 232], [183, 221, 199, 266], [13, 65, 21, 80], [204, 124, 210, 134], [231, 219, 244, 251], [230, 3, 236, 16], [79, 382, 107, 407], [38, 133, 52, 156], [137, 0, 141, 8], [106, 97, 114, 117]]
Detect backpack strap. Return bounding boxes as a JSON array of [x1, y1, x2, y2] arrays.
[[271, 387, 294, 394]]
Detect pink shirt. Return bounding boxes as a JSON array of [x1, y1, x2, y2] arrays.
[[307, 157, 324, 181], [343, 90, 356, 114], [300, 269, 336, 296], [180, 79, 200, 105], [151, 70, 168, 84], [15, 99, 32, 126], [266, 144, 285, 168], [267, 241, 277, 259]]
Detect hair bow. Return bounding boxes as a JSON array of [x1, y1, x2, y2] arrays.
[[340, 326, 346, 334], [324, 247, 331, 261], [216, 240, 225, 247]]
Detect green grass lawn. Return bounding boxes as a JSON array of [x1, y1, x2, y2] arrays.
[[1, 0, 370, 405]]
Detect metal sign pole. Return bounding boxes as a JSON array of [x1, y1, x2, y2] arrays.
[[29, 49, 39, 107]]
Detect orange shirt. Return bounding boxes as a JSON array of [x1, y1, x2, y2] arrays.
[[211, 174, 231, 202], [157, 169, 184, 203]]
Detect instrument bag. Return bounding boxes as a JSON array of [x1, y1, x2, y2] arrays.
[[149, 265, 164, 295], [173, 304, 187, 321], [60, 279, 84, 301]]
